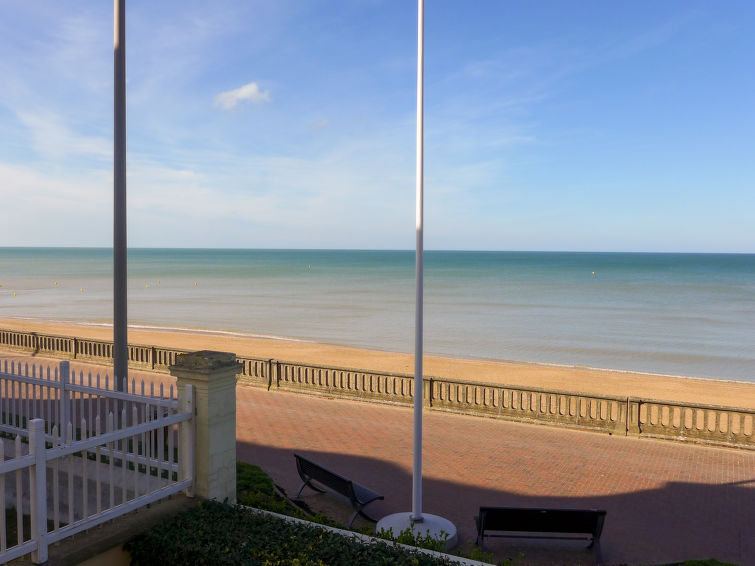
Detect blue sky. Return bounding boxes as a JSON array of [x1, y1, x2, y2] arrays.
[[0, 1, 753, 252]]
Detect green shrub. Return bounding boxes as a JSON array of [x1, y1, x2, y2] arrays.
[[125, 500, 458, 566], [454, 542, 503, 565], [236, 462, 347, 528], [236, 461, 275, 496], [375, 525, 448, 552]]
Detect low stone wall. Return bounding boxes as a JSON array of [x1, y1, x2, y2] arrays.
[[429, 379, 628, 436], [1, 327, 752, 450], [629, 397, 754, 448]]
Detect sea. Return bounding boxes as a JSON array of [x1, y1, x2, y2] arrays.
[[0, 248, 753, 382]]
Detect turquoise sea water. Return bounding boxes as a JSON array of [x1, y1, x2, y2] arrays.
[[0, 248, 753, 381]]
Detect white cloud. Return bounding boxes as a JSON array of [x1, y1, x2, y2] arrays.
[[213, 82, 271, 110], [0, 162, 107, 205], [16, 111, 110, 160], [310, 118, 330, 131], [0, 162, 111, 246]]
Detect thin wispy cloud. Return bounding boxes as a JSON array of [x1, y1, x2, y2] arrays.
[[213, 82, 271, 110], [310, 118, 330, 131], [0, 161, 111, 246], [16, 111, 110, 161]]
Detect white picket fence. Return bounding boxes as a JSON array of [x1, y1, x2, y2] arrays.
[[0, 361, 194, 564]]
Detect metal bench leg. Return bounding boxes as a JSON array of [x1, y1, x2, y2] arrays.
[[348, 510, 360, 529], [348, 505, 379, 528], [357, 507, 379, 523], [295, 479, 326, 499]]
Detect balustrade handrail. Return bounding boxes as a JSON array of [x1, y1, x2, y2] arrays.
[[431, 376, 628, 403], [629, 395, 754, 415], [274, 358, 417, 380]]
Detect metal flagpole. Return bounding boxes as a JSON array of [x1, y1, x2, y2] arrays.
[[376, 0, 456, 547], [113, 0, 128, 390], [411, 0, 424, 523]]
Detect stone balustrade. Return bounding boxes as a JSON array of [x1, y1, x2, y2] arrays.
[[274, 360, 416, 404], [630, 397, 754, 448], [0, 327, 752, 449], [428, 379, 628, 435]]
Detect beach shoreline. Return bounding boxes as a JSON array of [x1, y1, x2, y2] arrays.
[[1, 316, 753, 409]]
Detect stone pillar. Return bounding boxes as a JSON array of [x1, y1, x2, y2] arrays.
[[169, 351, 241, 503]]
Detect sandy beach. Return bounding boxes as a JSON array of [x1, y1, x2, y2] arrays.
[[1, 317, 753, 409]]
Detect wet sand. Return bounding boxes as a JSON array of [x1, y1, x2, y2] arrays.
[[1, 318, 753, 408]]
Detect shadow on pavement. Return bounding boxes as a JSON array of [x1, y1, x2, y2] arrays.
[[238, 441, 754, 566]]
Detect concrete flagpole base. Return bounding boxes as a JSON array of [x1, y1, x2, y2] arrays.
[[376, 512, 458, 551]]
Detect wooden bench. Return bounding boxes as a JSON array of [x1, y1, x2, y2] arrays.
[[294, 453, 384, 528], [475, 507, 606, 560]]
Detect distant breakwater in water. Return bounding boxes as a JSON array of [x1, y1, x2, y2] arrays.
[[0, 248, 753, 381]]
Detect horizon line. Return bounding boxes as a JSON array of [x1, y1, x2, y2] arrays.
[[0, 246, 752, 255]]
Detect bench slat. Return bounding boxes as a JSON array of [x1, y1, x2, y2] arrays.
[[298, 457, 352, 495], [480, 507, 604, 536], [351, 482, 383, 506], [476, 506, 606, 564]]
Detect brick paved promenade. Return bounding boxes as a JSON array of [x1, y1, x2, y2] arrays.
[[2, 354, 753, 565], [237, 386, 755, 566]]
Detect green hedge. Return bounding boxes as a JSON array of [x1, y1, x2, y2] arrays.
[[125, 500, 458, 566]]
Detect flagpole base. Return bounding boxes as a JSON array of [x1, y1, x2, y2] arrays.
[[376, 512, 457, 551]]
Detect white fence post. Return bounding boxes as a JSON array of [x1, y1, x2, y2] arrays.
[[0, 441, 5, 551], [60, 361, 70, 444], [29, 418, 48, 563]]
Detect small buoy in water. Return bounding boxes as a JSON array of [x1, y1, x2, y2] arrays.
[[591, 271, 595, 276]]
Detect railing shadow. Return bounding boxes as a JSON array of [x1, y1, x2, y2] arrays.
[[31, 332, 40, 357]]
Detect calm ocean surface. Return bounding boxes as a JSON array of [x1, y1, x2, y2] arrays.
[[0, 248, 753, 382]]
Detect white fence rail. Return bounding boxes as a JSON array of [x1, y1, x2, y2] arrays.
[[0, 360, 177, 443], [0, 362, 194, 564]]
